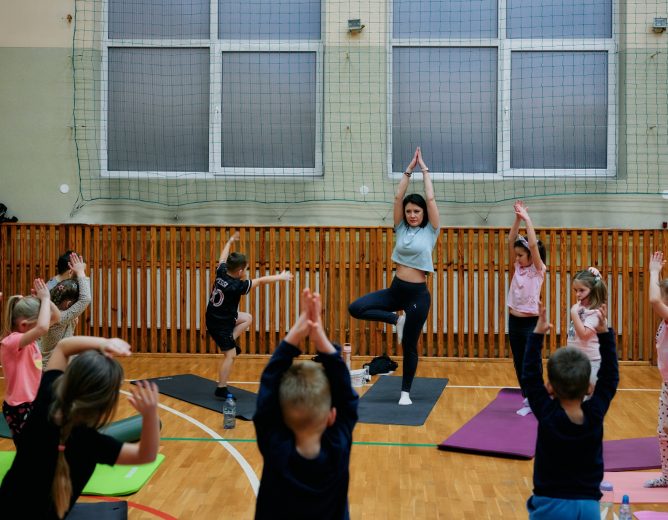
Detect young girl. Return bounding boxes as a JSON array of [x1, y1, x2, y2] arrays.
[[507, 200, 546, 415], [40, 252, 92, 367], [567, 267, 608, 386], [644, 251, 668, 488], [348, 147, 440, 405], [0, 336, 160, 519], [1, 278, 59, 437]]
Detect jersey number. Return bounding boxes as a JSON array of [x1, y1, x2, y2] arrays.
[[210, 288, 225, 307]]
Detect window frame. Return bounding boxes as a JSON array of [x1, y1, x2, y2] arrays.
[[388, 0, 617, 180], [100, 0, 324, 179]]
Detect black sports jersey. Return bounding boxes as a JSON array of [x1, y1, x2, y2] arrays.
[[206, 261, 252, 323]]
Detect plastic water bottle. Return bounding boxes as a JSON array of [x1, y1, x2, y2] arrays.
[[343, 343, 352, 370], [599, 481, 614, 519], [223, 394, 236, 429], [618, 494, 632, 520]]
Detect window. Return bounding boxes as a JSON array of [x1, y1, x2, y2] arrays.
[[103, 0, 322, 177], [391, 0, 616, 178]]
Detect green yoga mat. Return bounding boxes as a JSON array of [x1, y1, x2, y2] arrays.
[[0, 451, 165, 496]]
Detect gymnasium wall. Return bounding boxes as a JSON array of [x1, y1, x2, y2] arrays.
[[0, 0, 667, 228]]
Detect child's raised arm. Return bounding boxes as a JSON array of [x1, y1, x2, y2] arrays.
[[508, 201, 523, 266], [649, 252, 668, 320], [514, 201, 545, 272], [590, 304, 619, 414], [46, 336, 131, 372], [115, 380, 160, 465], [19, 279, 54, 348], [218, 231, 239, 265], [251, 269, 293, 287], [309, 293, 358, 427], [521, 305, 552, 418]]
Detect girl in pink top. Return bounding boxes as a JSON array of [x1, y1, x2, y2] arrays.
[[1, 279, 59, 438], [645, 251, 668, 488], [567, 267, 607, 386], [508, 201, 546, 415]]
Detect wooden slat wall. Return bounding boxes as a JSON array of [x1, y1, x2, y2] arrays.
[[0, 224, 665, 360]]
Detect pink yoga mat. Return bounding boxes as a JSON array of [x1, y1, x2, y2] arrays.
[[634, 513, 668, 520], [603, 437, 661, 472], [603, 471, 668, 503], [438, 388, 538, 459]]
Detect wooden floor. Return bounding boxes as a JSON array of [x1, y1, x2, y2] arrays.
[[2, 355, 668, 519]]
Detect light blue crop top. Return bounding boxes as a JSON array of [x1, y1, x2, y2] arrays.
[[391, 222, 439, 273]]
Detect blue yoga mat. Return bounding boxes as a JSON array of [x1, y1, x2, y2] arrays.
[[357, 376, 448, 426]]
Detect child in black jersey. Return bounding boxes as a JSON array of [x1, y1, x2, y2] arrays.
[[206, 231, 293, 398]]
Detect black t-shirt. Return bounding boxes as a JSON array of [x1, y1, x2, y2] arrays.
[[0, 370, 123, 519], [206, 261, 252, 325]]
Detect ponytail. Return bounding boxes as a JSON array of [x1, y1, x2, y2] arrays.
[[52, 420, 73, 519], [1, 295, 39, 340]]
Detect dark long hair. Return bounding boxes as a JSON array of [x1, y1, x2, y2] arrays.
[[402, 194, 429, 228]]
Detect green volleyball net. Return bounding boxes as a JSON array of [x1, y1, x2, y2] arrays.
[[71, 0, 668, 206]]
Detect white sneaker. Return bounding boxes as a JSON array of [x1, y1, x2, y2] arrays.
[[516, 406, 532, 416], [396, 314, 406, 344], [398, 391, 412, 405]]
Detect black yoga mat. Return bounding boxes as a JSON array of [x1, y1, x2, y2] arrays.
[[68, 501, 128, 520], [357, 376, 448, 426], [135, 374, 256, 420]]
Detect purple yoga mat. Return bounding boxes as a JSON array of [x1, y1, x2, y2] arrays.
[[603, 436, 661, 471], [438, 388, 538, 459]]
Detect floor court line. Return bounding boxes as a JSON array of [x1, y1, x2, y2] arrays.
[[119, 389, 260, 495]]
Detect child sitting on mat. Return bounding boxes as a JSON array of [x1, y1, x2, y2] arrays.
[[523, 304, 618, 519], [253, 288, 359, 520], [0, 336, 160, 519], [206, 231, 293, 399]]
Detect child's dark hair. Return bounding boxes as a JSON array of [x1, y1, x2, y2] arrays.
[[50, 350, 124, 518], [402, 194, 429, 228], [227, 252, 248, 272], [56, 251, 74, 275], [573, 269, 608, 309], [513, 237, 547, 264], [547, 347, 591, 400], [51, 280, 79, 309]]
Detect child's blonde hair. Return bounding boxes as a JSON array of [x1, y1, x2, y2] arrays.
[[573, 270, 608, 309], [1, 295, 41, 340], [50, 350, 124, 518], [279, 361, 331, 432]]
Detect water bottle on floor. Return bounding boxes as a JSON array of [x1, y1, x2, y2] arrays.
[[618, 494, 632, 520], [223, 393, 236, 429], [343, 343, 352, 370], [599, 481, 613, 519]]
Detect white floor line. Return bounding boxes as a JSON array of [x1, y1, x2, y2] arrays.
[[447, 384, 660, 392], [119, 389, 260, 495]]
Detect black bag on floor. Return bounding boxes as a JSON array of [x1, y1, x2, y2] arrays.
[[363, 355, 398, 376]]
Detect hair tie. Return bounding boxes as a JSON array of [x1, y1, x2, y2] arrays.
[[57, 444, 66, 452], [517, 235, 529, 248]]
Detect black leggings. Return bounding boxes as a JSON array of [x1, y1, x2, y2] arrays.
[[508, 313, 539, 396], [349, 277, 431, 392]]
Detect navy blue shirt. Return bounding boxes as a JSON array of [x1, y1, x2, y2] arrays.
[[206, 261, 252, 325], [522, 329, 619, 500], [253, 341, 359, 520]]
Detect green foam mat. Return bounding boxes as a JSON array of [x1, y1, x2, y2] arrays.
[[83, 453, 165, 496], [0, 451, 164, 497]]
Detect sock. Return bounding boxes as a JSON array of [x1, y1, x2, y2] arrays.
[[644, 475, 668, 488], [398, 391, 412, 405]]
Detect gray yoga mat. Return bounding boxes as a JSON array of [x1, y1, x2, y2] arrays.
[[357, 376, 448, 426], [134, 374, 256, 420], [68, 501, 128, 519]]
